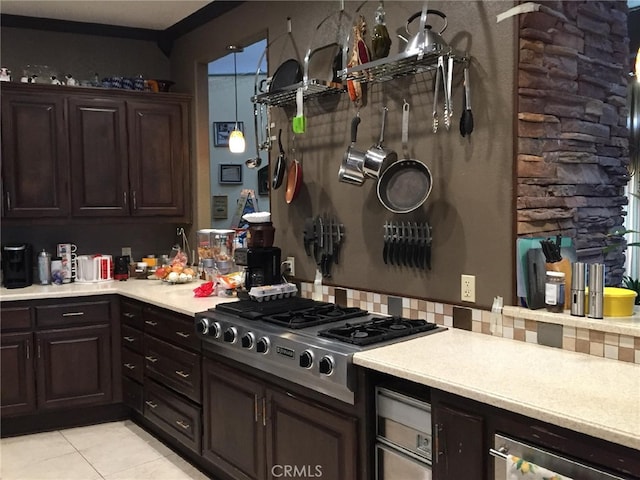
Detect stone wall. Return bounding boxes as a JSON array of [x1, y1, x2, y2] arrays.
[[516, 1, 630, 285]]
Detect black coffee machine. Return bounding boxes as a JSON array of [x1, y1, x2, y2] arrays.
[[2, 244, 33, 289], [234, 247, 281, 289]]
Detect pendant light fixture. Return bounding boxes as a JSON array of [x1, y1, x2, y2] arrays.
[[228, 45, 246, 153]]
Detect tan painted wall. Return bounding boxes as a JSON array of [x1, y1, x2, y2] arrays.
[[171, 1, 517, 309]]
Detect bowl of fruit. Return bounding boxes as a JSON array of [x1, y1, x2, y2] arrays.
[[154, 264, 197, 284]]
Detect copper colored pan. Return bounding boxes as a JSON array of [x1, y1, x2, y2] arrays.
[[285, 138, 302, 204]]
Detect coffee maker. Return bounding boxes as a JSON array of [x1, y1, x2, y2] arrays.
[[234, 247, 281, 289], [2, 244, 33, 289]]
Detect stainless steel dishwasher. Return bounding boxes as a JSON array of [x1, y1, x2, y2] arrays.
[[375, 387, 432, 480], [491, 433, 627, 480]]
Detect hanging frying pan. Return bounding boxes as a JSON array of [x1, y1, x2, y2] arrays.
[[272, 129, 286, 190], [285, 137, 302, 204], [270, 59, 303, 92], [377, 101, 432, 214]]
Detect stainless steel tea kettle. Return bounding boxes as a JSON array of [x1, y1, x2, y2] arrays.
[[398, 9, 449, 56]]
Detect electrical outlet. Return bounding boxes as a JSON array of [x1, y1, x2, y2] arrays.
[[121, 247, 132, 258], [285, 256, 296, 277], [461, 274, 476, 303]]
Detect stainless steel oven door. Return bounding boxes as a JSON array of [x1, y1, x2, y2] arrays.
[[491, 433, 626, 480], [376, 443, 432, 480]]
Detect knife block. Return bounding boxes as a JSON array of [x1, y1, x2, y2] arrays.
[[545, 258, 572, 309]]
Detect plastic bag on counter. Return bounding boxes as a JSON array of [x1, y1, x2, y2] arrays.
[[169, 244, 188, 267]]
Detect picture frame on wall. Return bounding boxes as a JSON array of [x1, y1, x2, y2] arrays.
[[214, 121, 244, 147], [219, 164, 243, 184], [212, 195, 228, 219]]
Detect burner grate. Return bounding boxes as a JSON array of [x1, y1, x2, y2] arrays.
[[214, 297, 328, 319], [318, 316, 439, 345], [262, 305, 369, 329]]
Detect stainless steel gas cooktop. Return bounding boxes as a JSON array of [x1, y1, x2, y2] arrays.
[[195, 297, 445, 404]]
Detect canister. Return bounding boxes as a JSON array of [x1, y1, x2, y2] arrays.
[[544, 271, 565, 313], [37, 249, 51, 285]]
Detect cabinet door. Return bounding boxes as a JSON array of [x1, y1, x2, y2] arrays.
[[67, 96, 129, 216], [35, 324, 112, 410], [266, 389, 358, 480], [202, 358, 266, 480], [1, 332, 36, 416], [1, 91, 69, 217], [432, 402, 485, 480], [126, 100, 188, 217]]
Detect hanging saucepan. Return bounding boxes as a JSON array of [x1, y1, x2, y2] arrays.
[[399, 9, 449, 56], [269, 59, 303, 92], [364, 106, 397, 179], [285, 136, 302, 204], [272, 129, 286, 190], [338, 115, 366, 185], [377, 102, 432, 214]]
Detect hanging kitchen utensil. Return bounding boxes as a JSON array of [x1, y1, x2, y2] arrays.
[[377, 102, 433, 214], [285, 136, 302, 204], [338, 114, 366, 185], [370, 0, 391, 60], [272, 129, 286, 190], [292, 87, 306, 134], [444, 55, 454, 130], [245, 100, 262, 168], [460, 61, 474, 137], [364, 106, 397, 179], [399, 8, 449, 57], [269, 58, 303, 92], [433, 57, 442, 133], [346, 15, 370, 107]]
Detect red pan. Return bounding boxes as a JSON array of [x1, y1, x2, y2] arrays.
[[285, 138, 302, 204]]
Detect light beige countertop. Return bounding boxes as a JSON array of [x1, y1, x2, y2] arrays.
[[0, 280, 233, 316], [353, 328, 640, 451]]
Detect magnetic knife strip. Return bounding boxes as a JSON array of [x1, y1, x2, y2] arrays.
[[303, 216, 344, 277], [383, 221, 432, 270]]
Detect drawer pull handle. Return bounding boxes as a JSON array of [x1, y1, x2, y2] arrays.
[[62, 312, 84, 317], [176, 420, 190, 430], [145, 320, 158, 327], [123, 312, 135, 318], [175, 331, 190, 338], [145, 400, 158, 409], [123, 336, 136, 343], [175, 370, 190, 378], [124, 363, 136, 370], [145, 355, 158, 363]]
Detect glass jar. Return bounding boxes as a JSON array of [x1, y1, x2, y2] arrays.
[[545, 271, 566, 313]]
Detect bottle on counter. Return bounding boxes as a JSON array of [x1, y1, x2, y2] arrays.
[[51, 258, 64, 285], [587, 263, 604, 319], [545, 271, 565, 313], [570, 262, 586, 317], [37, 249, 51, 285]]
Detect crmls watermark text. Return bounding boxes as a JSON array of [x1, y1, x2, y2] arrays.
[[271, 465, 323, 478]]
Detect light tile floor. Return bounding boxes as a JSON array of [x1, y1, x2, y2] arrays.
[[0, 420, 211, 480]]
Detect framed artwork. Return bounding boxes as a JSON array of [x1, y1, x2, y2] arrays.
[[212, 195, 228, 219], [214, 121, 244, 147], [258, 165, 269, 196], [219, 164, 243, 184]]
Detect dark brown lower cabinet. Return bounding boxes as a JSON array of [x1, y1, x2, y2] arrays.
[[1, 331, 36, 416], [202, 358, 358, 480], [35, 324, 113, 410]]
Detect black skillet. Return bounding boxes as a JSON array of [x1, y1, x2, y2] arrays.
[[270, 59, 302, 92], [272, 129, 286, 190]]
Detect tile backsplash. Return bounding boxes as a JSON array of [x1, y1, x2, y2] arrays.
[[299, 282, 640, 365]]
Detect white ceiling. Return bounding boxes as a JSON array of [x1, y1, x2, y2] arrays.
[[0, 0, 213, 30]]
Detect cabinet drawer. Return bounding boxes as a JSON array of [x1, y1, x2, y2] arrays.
[[35, 300, 111, 328], [122, 376, 143, 414], [144, 335, 201, 403], [121, 324, 144, 353], [122, 348, 144, 383], [121, 300, 144, 330], [142, 307, 199, 351], [144, 379, 201, 454], [0, 306, 32, 331]]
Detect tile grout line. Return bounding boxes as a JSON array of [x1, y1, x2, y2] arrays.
[[59, 429, 106, 480]]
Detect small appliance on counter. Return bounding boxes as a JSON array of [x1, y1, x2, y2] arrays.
[[1, 243, 33, 289], [234, 246, 281, 289], [114, 255, 130, 280], [75, 254, 113, 283]]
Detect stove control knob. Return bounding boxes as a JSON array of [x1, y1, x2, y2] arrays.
[[197, 318, 221, 338], [256, 337, 270, 354], [223, 326, 238, 343], [241, 332, 255, 349], [299, 350, 314, 369], [319, 356, 334, 375]]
